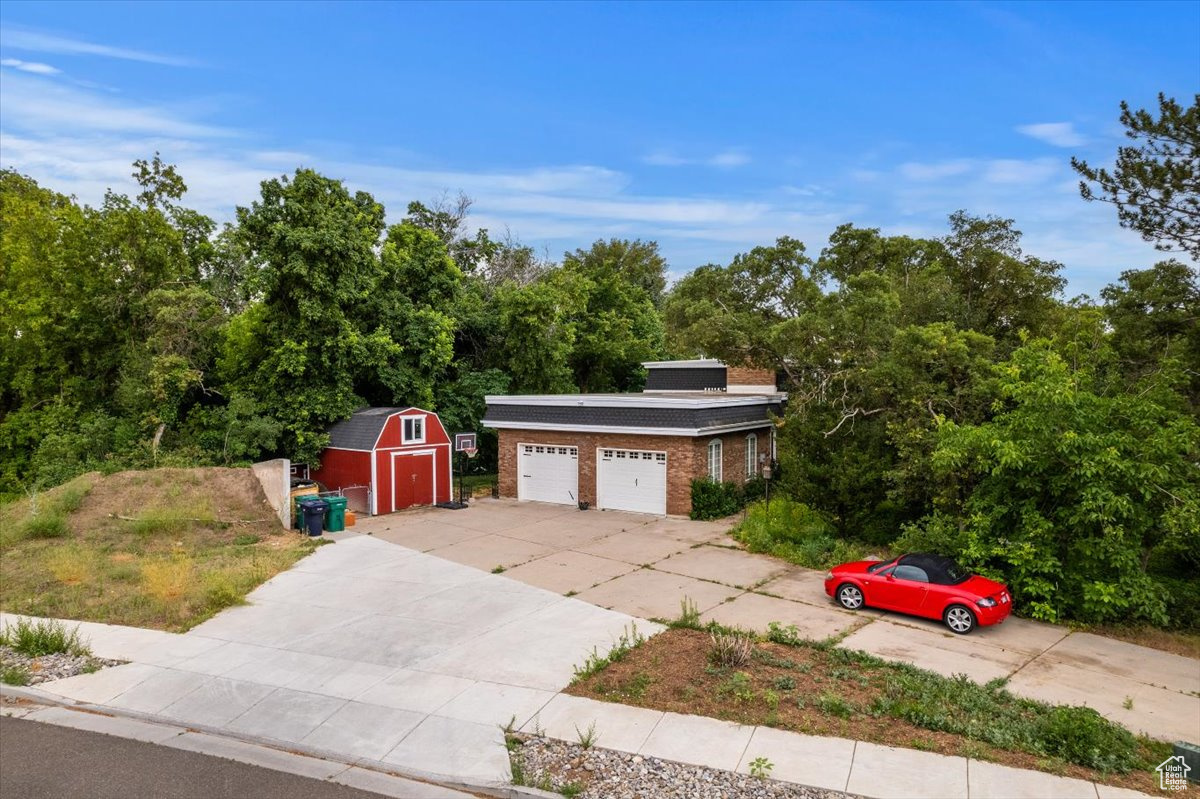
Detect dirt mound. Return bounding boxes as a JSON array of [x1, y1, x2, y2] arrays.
[[74, 467, 276, 534], [2, 467, 315, 632]]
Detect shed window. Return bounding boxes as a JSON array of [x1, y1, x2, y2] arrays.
[[708, 439, 723, 482], [745, 434, 758, 480], [402, 416, 425, 444]]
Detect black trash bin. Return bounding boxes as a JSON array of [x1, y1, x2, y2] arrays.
[[300, 498, 328, 537]]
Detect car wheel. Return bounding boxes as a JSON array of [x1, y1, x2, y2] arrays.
[[943, 604, 976, 635], [837, 583, 865, 610]]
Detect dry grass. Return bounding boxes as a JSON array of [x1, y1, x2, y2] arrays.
[[1080, 624, 1200, 659], [0, 467, 320, 632], [45, 545, 94, 586], [142, 557, 195, 603]]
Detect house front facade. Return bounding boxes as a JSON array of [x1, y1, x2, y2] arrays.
[[482, 360, 783, 516]]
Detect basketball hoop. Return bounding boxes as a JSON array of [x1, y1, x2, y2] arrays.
[[464, 447, 478, 459]]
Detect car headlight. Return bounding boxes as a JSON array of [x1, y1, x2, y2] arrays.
[[976, 597, 997, 608], [825, 572, 835, 581]]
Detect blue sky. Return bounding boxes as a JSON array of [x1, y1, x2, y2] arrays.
[[1, 1, 1197, 296]]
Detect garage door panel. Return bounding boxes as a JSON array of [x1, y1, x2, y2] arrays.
[[518, 444, 579, 505], [597, 448, 666, 515]]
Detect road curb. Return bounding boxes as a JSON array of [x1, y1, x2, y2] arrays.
[[1, 685, 556, 799]]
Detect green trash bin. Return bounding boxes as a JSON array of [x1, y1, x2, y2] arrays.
[[292, 496, 311, 530], [324, 496, 348, 532]]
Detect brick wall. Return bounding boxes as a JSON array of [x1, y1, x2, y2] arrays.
[[497, 425, 773, 516], [694, 428, 771, 485], [726, 366, 776, 388]]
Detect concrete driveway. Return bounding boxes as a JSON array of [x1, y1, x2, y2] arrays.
[[360, 499, 1200, 744], [16, 535, 658, 787]]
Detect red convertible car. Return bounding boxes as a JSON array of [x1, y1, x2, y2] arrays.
[[824, 553, 1012, 634]]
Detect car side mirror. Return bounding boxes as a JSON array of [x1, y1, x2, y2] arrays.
[[886, 573, 895, 581]]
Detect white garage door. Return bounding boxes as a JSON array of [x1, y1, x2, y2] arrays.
[[518, 444, 579, 505], [597, 448, 667, 515]]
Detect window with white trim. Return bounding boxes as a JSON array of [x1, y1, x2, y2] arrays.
[[745, 433, 758, 480], [402, 416, 425, 444], [707, 439, 723, 482]]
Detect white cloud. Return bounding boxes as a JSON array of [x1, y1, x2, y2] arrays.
[[982, 158, 1058, 185], [899, 160, 972, 181], [642, 148, 750, 168], [0, 72, 234, 138], [708, 149, 751, 168], [0, 27, 195, 66], [1, 58, 60, 75], [642, 151, 689, 166], [0, 68, 1168, 298], [1016, 121, 1085, 148]]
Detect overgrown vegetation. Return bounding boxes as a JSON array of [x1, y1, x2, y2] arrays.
[[0, 618, 90, 657], [0, 469, 319, 631], [732, 497, 873, 570], [569, 627, 1172, 792]]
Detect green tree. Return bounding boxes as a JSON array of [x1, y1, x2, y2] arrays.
[[1101, 260, 1200, 409], [1072, 93, 1200, 258], [230, 169, 390, 461], [908, 340, 1199, 625], [663, 236, 821, 375], [941, 212, 1065, 345], [494, 271, 586, 393]]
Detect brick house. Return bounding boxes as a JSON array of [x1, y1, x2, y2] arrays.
[[482, 360, 783, 516]]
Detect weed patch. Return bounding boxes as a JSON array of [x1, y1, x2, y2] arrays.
[[0, 618, 90, 657], [572, 624, 645, 682], [566, 627, 1170, 794], [1, 662, 32, 685], [1, 468, 318, 632], [709, 630, 754, 667]]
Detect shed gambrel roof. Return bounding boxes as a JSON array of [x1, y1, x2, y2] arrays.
[[327, 407, 415, 450]]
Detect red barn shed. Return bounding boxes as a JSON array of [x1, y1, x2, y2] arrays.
[[311, 407, 452, 515]]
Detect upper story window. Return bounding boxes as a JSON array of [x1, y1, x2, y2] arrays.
[[402, 416, 425, 444], [745, 434, 758, 480], [708, 439, 723, 482]]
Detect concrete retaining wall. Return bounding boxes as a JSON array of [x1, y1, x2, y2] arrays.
[[251, 458, 291, 529]]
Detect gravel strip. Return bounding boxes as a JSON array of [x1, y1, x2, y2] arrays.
[[515, 736, 853, 799], [0, 645, 124, 685]]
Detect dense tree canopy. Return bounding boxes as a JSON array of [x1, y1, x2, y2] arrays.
[[2, 152, 1196, 629]]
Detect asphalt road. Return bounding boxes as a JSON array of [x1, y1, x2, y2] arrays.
[[0, 715, 396, 799]]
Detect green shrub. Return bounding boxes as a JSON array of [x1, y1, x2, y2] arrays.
[[733, 497, 868, 569], [1035, 705, 1139, 773], [19, 512, 69, 540], [690, 479, 743, 520], [1159, 577, 1200, 630], [0, 618, 90, 657], [0, 663, 31, 686]]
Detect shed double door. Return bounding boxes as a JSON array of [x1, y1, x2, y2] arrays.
[[393, 452, 434, 510]]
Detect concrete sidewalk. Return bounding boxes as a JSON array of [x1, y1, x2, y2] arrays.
[[519, 694, 1158, 799], [0, 532, 1160, 799]]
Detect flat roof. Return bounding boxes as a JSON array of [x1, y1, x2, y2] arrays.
[[484, 392, 784, 408], [641, 359, 725, 369]]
